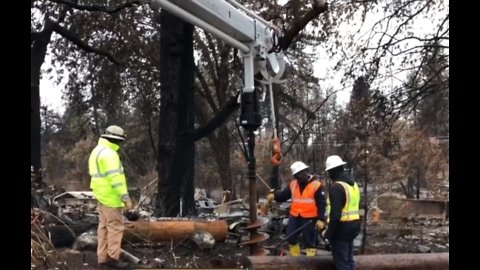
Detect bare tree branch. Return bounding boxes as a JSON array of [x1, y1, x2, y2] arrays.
[[277, 91, 316, 119], [194, 64, 218, 111], [435, 14, 449, 38], [371, 0, 433, 63], [50, 20, 126, 65], [216, 42, 231, 102], [194, 30, 218, 89], [191, 93, 240, 141], [283, 91, 337, 156], [204, 33, 220, 76], [280, 0, 328, 50], [49, 0, 141, 14], [193, 96, 219, 143]]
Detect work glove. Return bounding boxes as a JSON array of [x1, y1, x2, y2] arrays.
[[266, 189, 275, 203], [316, 220, 326, 232], [124, 197, 134, 210]]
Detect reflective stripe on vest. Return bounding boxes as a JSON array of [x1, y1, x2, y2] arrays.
[[90, 147, 124, 180], [89, 142, 126, 208], [289, 180, 321, 218], [326, 197, 331, 223], [337, 181, 360, 222]]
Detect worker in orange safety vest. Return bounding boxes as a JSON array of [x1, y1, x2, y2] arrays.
[[267, 161, 327, 256]]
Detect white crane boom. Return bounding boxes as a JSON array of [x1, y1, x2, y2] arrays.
[[146, 0, 285, 94]]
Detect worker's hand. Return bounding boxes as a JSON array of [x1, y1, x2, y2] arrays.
[[316, 220, 326, 231], [124, 198, 134, 210], [266, 189, 275, 203]]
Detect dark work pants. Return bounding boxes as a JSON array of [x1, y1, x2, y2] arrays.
[[286, 216, 316, 248], [330, 239, 355, 270]]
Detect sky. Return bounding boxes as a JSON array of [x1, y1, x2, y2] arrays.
[[40, 46, 68, 114], [40, 73, 65, 114]]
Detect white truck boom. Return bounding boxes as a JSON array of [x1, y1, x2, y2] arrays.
[[146, 0, 285, 94]]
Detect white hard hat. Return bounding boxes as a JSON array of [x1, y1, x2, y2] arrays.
[[101, 125, 126, 141], [290, 161, 309, 175], [325, 155, 346, 171]]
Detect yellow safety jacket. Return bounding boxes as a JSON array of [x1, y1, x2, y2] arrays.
[[326, 181, 360, 222], [89, 138, 128, 208]]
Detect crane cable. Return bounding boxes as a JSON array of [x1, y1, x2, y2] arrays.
[[268, 76, 282, 166]]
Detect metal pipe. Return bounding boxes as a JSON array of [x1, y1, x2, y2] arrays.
[[121, 249, 142, 264], [242, 253, 449, 270], [150, 0, 250, 53], [243, 51, 255, 93], [247, 129, 259, 255], [256, 173, 272, 191]]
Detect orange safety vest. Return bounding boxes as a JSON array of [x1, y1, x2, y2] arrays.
[[289, 179, 321, 218]]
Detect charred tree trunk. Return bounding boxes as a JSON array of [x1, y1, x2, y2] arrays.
[[31, 24, 54, 184], [124, 220, 228, 242], [407, 176, 414, 199], [155, 11, 195, 217], [416, 173, 421, 199], [399, 182, 409, 198]]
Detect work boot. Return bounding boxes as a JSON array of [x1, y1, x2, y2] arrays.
[[289, 243, 301, 256], [306, 248, 316, 256], [105, 258, 129, 269]]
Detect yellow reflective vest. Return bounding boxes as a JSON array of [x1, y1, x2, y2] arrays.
[[89, 138, 128, 207], [326, 181, 360, 222]]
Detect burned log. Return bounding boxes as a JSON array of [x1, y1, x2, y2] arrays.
[[242, 253, 449, 270], [44, 223, 96, 248], [123, 219, 228, 243]]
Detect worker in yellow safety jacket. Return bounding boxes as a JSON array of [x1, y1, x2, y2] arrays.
[[267, 161, 327, 256], [324, 155, 361, 270], [89, 125, 132, 269]]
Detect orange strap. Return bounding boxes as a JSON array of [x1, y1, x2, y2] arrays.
[[271, 138, 283, 166]]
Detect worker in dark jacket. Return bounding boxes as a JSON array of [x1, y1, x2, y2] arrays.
[[267, 161, 327, 256], [324, 155, 361, 270]]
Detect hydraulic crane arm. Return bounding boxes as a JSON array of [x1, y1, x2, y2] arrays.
[[145, 0, 286, 94]]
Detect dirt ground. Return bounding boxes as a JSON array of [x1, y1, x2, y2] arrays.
[[52, 243, 250, 269], [35, 220, 448, 270]]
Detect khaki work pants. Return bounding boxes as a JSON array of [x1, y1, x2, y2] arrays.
[[97, 203, 124, 263]]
